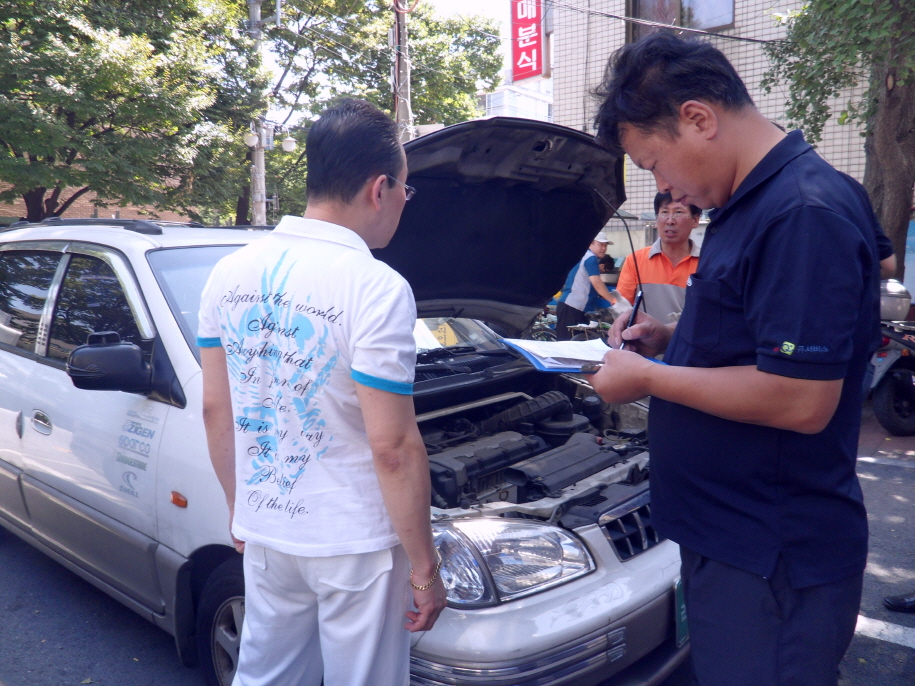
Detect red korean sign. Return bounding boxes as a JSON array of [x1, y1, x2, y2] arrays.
[[511, 0, 543, 81]]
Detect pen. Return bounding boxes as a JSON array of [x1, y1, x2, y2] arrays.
[[619, 290, 643, 350]]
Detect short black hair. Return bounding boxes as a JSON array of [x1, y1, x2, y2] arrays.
[[593, 33, 753, 152], [654, 192, 701, 219], [305, 99, 403, 204]]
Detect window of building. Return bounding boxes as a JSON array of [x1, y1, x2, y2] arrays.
[[48, 255, 141, 362], [0, 251, 63, 354], [628, 0, 734, 42]]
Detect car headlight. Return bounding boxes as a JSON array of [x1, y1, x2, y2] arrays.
[[432, 518, 595, 607]]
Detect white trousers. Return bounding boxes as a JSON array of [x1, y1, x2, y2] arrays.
[[232, 543, 412, 686]]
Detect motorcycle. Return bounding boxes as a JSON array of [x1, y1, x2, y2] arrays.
[[871, 280, 915, 435]]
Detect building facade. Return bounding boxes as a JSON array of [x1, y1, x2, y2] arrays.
[[549, 0, 867, 230], [0, 185, 192, 226]]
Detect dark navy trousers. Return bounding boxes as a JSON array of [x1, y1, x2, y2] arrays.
[[680, 546, 863, 686]]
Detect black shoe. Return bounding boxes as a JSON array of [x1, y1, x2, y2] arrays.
[[883, 592, 915, 612]]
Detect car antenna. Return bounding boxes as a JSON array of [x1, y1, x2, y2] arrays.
[[589, 188, 646, 315]]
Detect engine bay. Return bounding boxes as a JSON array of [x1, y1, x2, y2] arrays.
[[418, 384, 651, 520]]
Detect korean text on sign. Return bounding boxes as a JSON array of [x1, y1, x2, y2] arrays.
[[511, 0, 543, 81]]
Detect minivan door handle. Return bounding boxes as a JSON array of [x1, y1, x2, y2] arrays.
[[31, 410, 52, 435], [15, 411, 22, 438]]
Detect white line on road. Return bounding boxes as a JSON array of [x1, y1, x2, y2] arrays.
[[856, 614, 915, 649], [857, 456, 915, 470]]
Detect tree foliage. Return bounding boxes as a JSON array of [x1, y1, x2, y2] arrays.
[[762, 0, 915, 143], [0, 0, 266, 222], [263, 1, 503, 217], [270, 1, 503, 124], [762, 0, 915, 277]]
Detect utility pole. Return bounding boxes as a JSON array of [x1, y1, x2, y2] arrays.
[[247, 0, 268, 225], [392, 1, 414, 142], [247, 0, 284, 225]]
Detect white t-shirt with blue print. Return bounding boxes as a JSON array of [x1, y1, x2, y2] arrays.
[[197, 216, 416, 557]]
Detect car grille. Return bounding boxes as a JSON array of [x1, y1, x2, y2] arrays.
[[598, 490, 666, 561]]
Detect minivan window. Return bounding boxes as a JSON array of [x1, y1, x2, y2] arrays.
[[0, 251, 62, 354], [48, 255, 142, 362]]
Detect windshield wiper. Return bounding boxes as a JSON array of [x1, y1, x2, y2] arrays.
[[415, 345, 478, 363]]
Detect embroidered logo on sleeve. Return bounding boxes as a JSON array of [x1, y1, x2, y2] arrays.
[[774, 342, 829, 355]]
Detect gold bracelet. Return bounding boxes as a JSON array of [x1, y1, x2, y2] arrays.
[[410, 551, 443, 591]]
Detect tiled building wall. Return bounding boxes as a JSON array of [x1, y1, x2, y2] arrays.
[[551, 0, 867, 222]]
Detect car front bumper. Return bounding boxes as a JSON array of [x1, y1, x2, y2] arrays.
[[410, 590, 687, 685]]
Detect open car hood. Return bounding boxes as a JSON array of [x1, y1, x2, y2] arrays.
[[372, 117, 626, 338]]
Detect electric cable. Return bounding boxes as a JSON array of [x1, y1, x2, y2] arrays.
[[591, 187, 647, 315], [545, 0, 773, 44]]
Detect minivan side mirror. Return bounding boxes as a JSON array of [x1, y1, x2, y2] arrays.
[[67, 331, 153, 393]]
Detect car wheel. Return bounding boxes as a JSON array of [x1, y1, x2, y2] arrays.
[[874, 368, 915, 436], [197, 557, 245, 686]]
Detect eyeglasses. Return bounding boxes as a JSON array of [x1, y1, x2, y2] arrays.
[[657, 210, 689, 219], [386, 174, 416, 201]]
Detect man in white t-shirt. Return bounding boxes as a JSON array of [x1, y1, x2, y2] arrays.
[[198, 99, 446, 686]]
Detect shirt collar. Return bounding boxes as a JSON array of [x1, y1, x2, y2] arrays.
[[648, 238, 700, 258], [708, 130, 812, 223], [271, 215, 372, 256]]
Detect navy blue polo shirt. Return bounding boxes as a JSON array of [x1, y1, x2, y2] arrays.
[[649, 131, 880, 589]]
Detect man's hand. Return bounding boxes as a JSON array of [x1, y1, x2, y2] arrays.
[[588, 348, 658, 403], [607, 307, 674, 357], [405, 578, 447, 632], [228, 507, 245, 554]]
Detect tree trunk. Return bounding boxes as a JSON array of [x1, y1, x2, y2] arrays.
[[235, 183, 251, 226], [22, 188, 47, 222], [863, 66, 915, 283]]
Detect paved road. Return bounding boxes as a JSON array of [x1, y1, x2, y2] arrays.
[[0, 526, 203, 686], [3, 404, 915, 686]]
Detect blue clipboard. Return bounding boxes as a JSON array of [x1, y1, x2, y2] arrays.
[[502, 339, 668, 372], [501, 340, 598, 373]]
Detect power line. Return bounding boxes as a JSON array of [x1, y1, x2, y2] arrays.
[[450, 0, 773, 46], [542, 0, 774, 45]]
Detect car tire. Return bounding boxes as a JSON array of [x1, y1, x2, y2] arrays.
[[197, 557, 245, 686], [874, 368, 915, 436]]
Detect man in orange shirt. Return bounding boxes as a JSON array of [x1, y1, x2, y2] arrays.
[[616, 192, 701, 323]]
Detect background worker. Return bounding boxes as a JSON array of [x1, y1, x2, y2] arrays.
[[555, 232, 621, 340], [616, 192, 701, 323], [589, 33, 879, 686], [198, 99, 445, 686]]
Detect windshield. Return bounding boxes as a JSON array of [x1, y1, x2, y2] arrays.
[[147, 246, 506, 361], [413, 318, 504, 352], [148, 245, 243, 357]]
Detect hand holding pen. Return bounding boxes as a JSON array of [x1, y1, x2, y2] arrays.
[[606, 293, 673, 358], [618, 290, 644, 350]]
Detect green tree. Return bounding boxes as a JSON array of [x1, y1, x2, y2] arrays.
[[0, 0, 263, 223], [262, 1, 503, 215], [308, 2, 503, 124], [762, 0, 915, 278]]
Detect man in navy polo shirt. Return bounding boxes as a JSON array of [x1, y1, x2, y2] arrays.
[[588, 34, 879, 685]]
